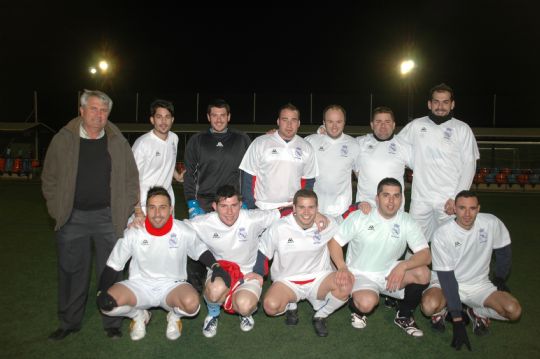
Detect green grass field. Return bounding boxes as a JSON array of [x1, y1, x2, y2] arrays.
[[1, 181, 539, 358]]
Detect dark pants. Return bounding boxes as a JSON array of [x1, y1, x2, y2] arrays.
[[55, 208, 122, 330]]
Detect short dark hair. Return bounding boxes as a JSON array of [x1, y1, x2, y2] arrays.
[[430, 83, 454, 101], [376, 177, 402, 195], [455, 190, 479, 204], [279, 103, 300, 118], [207, 99, 230, 115], [323, 104, 346, 121], [214, 185, 242, 204], [150, 99, 174, 117], [293, 189, 318, 206], [371, 106, 395, 122], [146, 186, 171, 206]]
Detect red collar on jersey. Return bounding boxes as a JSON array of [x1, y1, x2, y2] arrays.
[[145, 215, 173, 236]]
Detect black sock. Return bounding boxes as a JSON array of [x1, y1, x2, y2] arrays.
[[397, 283, 428, 318], [348, 297, 368, 316]]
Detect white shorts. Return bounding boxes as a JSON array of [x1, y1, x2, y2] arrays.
[[276, 270, 333, 311], [205, 269, 263, 299], [409, 200, 454, 242], [352, 262, 405, 300], [428, 272, 497, 308], [120, 278, 189, 311]]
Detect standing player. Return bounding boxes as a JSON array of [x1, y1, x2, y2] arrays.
[[399, 84, 479, 242], [183, 99, 251, 292], [355, 106, 411, 212], [96, 187, 229, 341], [255, 189, 352, 337], [240, 103, 318, 210], [184, 99, 251, 215], [330, 178, 431, 337], [421, 191, 521, 351], [187, 185, 282, 337], [131, 99, 182, 219], [305, 105, 360, 216]]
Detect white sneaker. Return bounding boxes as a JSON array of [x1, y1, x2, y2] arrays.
[[351, 313, 367, 329], [130, 310, 151, 341], [202, 315, 219, 338], [239, 315, 255, 332], [166, 311, 182, 340]]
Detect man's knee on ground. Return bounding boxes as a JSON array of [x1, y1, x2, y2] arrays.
[[233, 291, 258, 316], [352, 292, 378, 313], [204, 281, 227, 303], [420, 289, 444, 316], [503, 298, 522, 321], [263, 296, 286, 316], [411, 266, 431, 285]]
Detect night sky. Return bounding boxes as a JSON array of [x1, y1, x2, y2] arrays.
[[1, 2, 538, 127]]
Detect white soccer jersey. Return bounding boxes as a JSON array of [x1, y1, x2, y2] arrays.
[[107, 219, 207, 281], [259, 214, 338, 281], [132, 131, 179, 208], [398, 116, 479, 203], [432, 213, 511, 285], [305, 133, 360, 216], [334, 209, 428, 273], [187, 209, 280, 274], [354, 134, 411, 208], [239, 132, 319, 210]]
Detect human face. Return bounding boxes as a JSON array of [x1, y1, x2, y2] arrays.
[[80, 96, 109, 136], [323, 109, 345, 139], [212, 195, 241, 227], [454, 196, 480, 230], [207, 107, 230, 132], [293, 196, 318, 229], [150, 107, 173, 140], [370, 113, 395, 140], [277, 109, 300, 141], [428, 91, 455, 117], [375, 184, 402, 219], [146, 194, 172, 228]]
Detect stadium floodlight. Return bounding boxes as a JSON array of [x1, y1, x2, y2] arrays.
[[99, 60, 109, 72], [400, 59, 415, 75], [89, 67, 97, 75]]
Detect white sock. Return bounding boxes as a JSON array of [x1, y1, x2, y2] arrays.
[[473, 307, 507, 321], [287, 302, 298, 311], [103, 305, 139, 319], [173, 305, 200, 318], [314, 292, 347, 319]]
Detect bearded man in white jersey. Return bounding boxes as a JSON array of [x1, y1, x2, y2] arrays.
[[131, 99, 183, 223], [254, 189, 353, 337], [96, 187, 228, 341], [421, 190, 521, 351], [329, 177, 431, 337], [399, 84, 479, 242]]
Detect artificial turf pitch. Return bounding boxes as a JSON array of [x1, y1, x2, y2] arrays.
[[1, 181, 539, 358]]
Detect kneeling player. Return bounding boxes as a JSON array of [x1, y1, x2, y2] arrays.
[[96, 187, 228, 341], [187, 185, 283, 337], [255, 189, 353, 337], [330, 177, 431, 337], [421, 190, 521, 351]]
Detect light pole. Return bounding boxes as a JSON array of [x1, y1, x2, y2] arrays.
[[400, 59, 415, 121]]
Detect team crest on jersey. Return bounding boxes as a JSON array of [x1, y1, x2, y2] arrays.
[[169, 233, 178, 248], [318, 146, 325, 151], [454, 241, 462, 247], [388, 142, 397, 155], [340, 145, 348, 157], [212, 232, 220, 239], [294, 147, 303, 159], [155, 151, 161, 157], [420, 127, 427, 133], [238, 227, 248, 241], [312, 231, 322, 244], [478, 228, 488, 243], [367, 144, 374, 151], [443, 128, 453, 140], [141, 239, 149, 246], [391, 224, 400, 239]]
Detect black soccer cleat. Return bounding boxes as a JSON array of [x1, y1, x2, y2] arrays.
[[312, 317, 328, 337], [285, 309, 299, 326]]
